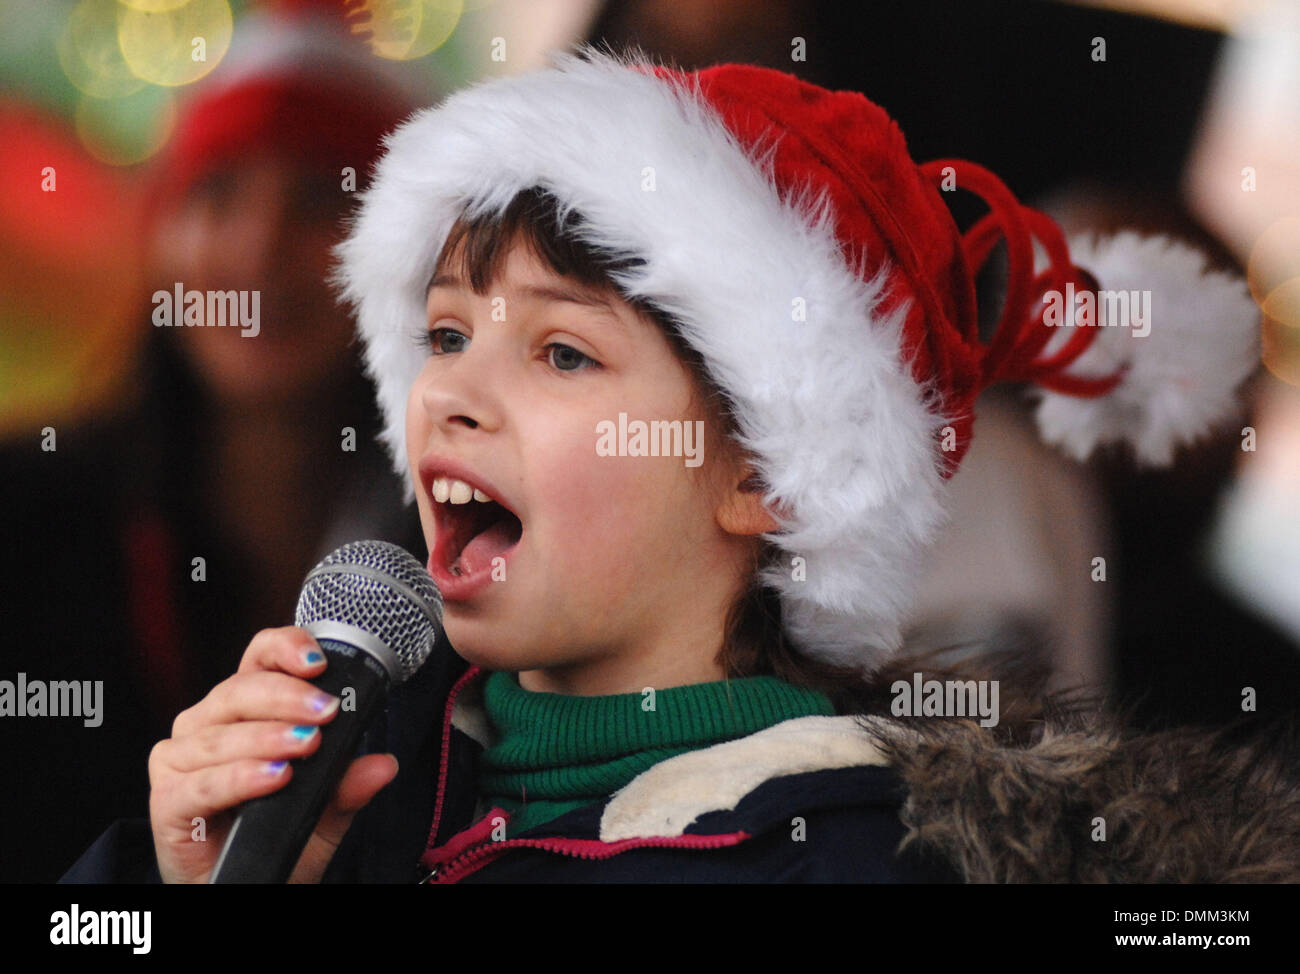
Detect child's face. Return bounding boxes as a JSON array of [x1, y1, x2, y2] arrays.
[[407, 239, 752, 694]]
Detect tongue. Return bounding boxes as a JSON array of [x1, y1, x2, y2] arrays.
[[455, 520, 518, 577]]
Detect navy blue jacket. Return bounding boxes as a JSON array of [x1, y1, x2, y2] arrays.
[[62, 635, 960, 884]]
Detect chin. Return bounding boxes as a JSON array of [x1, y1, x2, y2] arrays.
[[441, 613, 530, 672], [449, 645, 545, 675]]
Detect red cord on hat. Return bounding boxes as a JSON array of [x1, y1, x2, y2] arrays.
[[920, 159, 1128, 400]]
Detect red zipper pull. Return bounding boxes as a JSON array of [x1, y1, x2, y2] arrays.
[[419, 806, 512, 878]]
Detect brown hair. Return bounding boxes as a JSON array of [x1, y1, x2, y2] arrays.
[[430, 185, 867, 704]]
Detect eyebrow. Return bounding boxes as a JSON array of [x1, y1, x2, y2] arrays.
[[427, 272, 621, 318]]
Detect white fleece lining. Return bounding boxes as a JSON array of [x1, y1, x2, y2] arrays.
[[449, 675, 496, 750], [334, 46, 950, 667], [598, 715, 892, 841]]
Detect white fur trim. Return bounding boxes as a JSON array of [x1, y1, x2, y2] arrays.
[[599, 715, 893, 841], [1032, 232, 1260, 466], [334, 46, 950, 667]]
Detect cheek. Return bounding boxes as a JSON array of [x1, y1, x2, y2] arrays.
[[149, 207, 208, 279], [405, 372, 433, 453], [405, 380, 435, 532], [531, 428, 687, 560]]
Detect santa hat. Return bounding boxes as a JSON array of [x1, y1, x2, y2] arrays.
[[336, 46, 1261, 670]]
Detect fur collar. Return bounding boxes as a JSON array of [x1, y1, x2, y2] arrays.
[[450, 670, 1300, 881], [878, 713, 1300, 882]]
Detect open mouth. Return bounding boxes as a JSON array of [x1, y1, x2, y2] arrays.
[[432, 479, 524, 578]]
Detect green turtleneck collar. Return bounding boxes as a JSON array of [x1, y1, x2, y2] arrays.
[[477, 670, 836, 837]]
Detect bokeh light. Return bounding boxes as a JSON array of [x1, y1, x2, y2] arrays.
[[74, 84, 176, 166], [0, 101, 145, 436], [117, 0, 234, 87], [1249, 217, 1300, 388], [117, 0, 196, 12], [350, 0, 463, 61], [57, 0, 146, 99]]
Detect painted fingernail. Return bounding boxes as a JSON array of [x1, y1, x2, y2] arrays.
[[308, 693, 339, 716], [303, 649, 325, 666], [265, 760, 288, 775], [289, 725, 318, 742]]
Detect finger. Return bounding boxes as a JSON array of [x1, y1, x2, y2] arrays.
[[288, 755, 399, 884], [237, 626, 327, 677], [159, 721, 324, 774], [150, 757, 297, 842], [173, 671, 339, 739], [310, 755, 400, 851], [332, 754, 401, 816]]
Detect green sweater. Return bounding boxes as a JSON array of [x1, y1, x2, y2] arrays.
[[477, 670, 836, 837]]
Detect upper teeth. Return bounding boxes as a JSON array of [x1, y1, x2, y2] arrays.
[[432, 477, 492, 505]]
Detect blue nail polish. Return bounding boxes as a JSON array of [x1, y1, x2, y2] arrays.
[[305, 650, 324, 665], [266, 760, 288, 775], [290, 725, 318, 741]]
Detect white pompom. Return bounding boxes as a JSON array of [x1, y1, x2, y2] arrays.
[[1031, 231, 1260, 466]]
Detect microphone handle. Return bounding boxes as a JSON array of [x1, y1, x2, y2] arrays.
[[209, 639, 389, 884]]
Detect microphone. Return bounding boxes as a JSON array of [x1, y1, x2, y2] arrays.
[[210, 540, 444, 884]]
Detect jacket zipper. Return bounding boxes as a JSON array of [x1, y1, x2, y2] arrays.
[[422, 824, 752, 884], [424, 663, 485, 852]]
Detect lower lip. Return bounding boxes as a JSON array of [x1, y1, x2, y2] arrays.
[[427, 534, 522, 602]]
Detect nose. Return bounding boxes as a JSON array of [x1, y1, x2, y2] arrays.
[[417, 336, 505, 435], [234, 195, 293, 281]]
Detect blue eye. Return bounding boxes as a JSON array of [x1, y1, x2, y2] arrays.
[[547, 343, 598, 372], [420, 329, 600, 373], [421, 328, 467, 354]]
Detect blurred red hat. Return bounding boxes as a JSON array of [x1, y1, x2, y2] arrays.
[[150, 0, 421, 213]]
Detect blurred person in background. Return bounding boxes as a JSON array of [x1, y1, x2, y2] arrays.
[[1, 3, 425, 881]]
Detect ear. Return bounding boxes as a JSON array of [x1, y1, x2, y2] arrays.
[[716, 467, 782, 536]]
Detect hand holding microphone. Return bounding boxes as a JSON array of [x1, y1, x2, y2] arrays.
[[147, 542, 443, 884]]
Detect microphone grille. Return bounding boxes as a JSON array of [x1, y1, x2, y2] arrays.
[[294, 540, 444, 684]]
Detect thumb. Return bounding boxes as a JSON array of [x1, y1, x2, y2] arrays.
[[289, 754, 399, 883], [330, 753, 401, 818]]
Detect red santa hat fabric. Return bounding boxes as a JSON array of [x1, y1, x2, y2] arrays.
[[336, 46, 1260, 669]]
